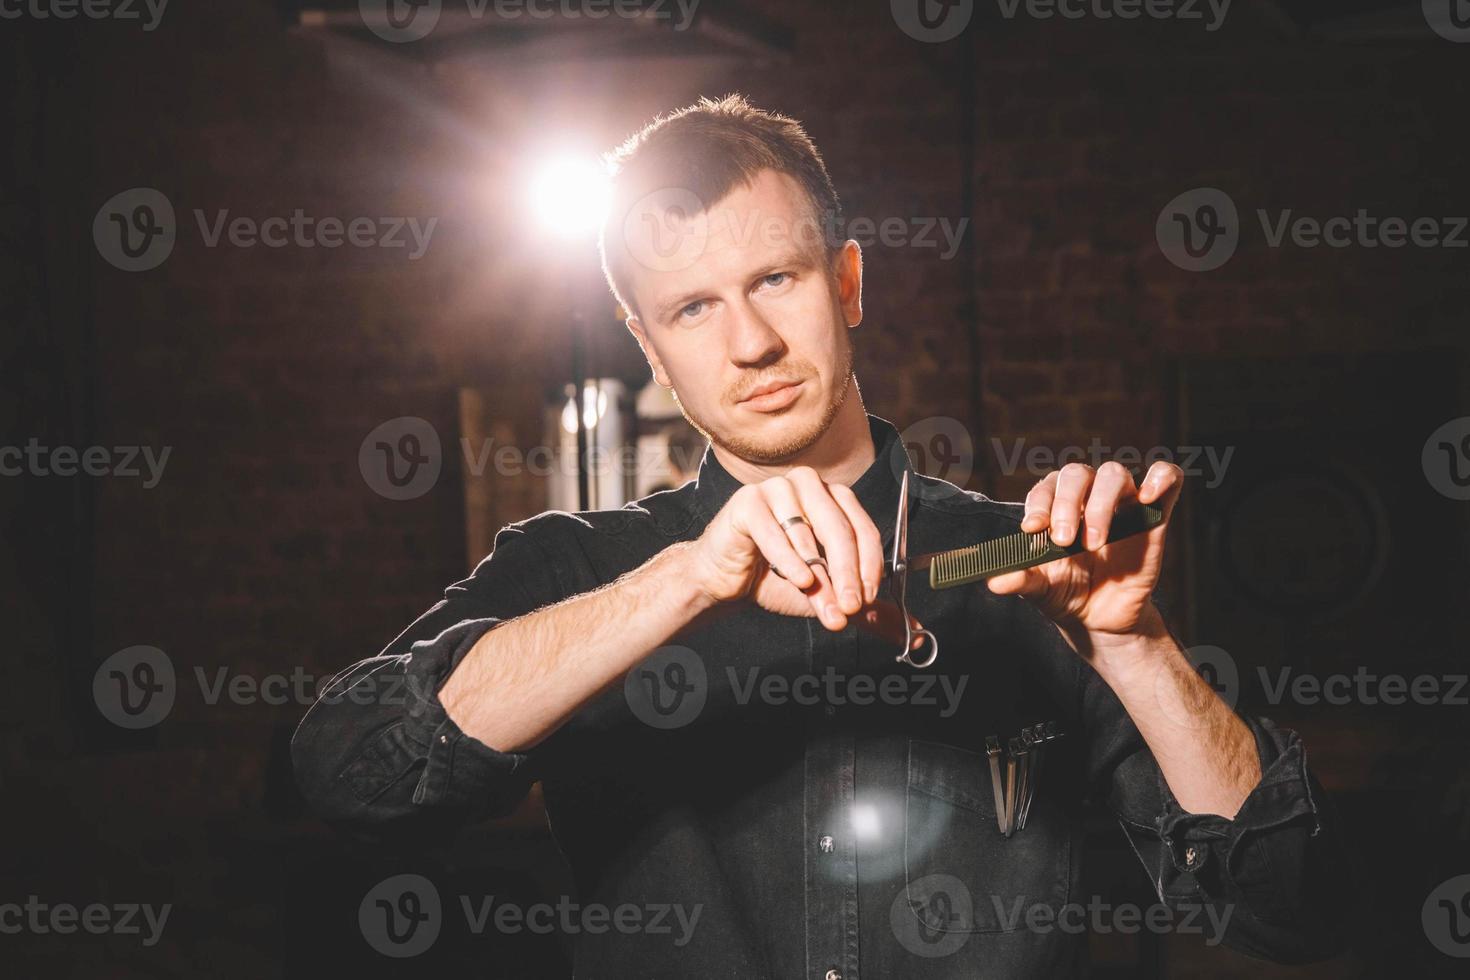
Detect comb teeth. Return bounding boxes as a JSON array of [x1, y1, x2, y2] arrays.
[[930, 530, 1057, 588], [926, 503, 1163, 590]]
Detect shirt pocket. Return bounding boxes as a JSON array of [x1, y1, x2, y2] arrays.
[[902, 738, 1072, 936]]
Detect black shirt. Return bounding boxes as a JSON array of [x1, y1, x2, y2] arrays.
[[292, 412, 1348, 978]]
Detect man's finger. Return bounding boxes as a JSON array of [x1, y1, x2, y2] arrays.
[[1138, 461, 1184, 516], [986, 566, 1049, 597], [1082, 461, 1135, 551], [1021, 470, 1058, 533], [742, 495, 816, 591], [1049, 463, 1096, 547], [786, 467, 863, 616], [828, 482, 883, 604]]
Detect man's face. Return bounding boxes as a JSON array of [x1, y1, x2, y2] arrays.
[[621, 169, 863, 465]]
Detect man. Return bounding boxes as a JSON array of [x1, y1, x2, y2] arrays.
[[293, 95, 1347, 977]]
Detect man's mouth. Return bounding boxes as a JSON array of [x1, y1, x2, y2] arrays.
[[739, 379, 804, 412]]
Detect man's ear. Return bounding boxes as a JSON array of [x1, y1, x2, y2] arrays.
[[835, 240, 863, 328], [625, 316, 673, 388]]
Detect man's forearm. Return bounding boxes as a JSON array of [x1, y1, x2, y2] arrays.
[[439, 540, 717, 753], [1081, 608, 1262, 818]]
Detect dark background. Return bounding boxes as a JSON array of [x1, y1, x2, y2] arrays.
[[3, 0, 1469, 976]]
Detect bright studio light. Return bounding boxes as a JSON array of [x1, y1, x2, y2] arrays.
[[529, 155, 611, 240]]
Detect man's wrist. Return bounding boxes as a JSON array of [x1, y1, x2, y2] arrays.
[[1075, 604, 1178, 688], [652, 540, 724, 618]]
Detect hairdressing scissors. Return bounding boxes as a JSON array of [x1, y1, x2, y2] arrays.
[[891, 469, 940, 669]]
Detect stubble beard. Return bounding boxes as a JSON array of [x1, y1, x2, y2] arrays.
[[674, 335, 856, 466]]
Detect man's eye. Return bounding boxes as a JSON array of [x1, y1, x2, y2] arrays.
[[679, 301, 705, 319], [762, 273, 788, 287]]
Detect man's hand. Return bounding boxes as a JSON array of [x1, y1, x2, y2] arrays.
[[689, 466, 923, 645], [988, 460, 1184, 646]]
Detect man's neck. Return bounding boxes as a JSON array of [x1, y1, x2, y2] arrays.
[[712, 386, 875, 488]]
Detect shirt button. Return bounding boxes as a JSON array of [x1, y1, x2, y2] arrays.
[[825, 971, 842, 980], [818, 835, 835, 854]]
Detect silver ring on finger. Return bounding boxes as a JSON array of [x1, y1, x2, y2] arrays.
[[779, 515, 809, 531]]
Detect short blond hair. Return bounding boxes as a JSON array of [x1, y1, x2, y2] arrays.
[[598, 94, 843, 320]]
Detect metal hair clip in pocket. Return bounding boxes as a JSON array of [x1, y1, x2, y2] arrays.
[[985, 721, 1064, 837]]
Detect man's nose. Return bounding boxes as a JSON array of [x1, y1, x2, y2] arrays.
[[725, 300, 785, 366]]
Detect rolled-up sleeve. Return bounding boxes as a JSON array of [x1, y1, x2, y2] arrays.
[[1082, 662, 1352, 963], [291, 520, 566, 833]]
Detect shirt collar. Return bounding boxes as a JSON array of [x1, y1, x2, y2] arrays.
[[692, 413, 915, 541]]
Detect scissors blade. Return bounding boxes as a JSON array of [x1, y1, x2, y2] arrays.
[[892, 468, 910, 573]]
